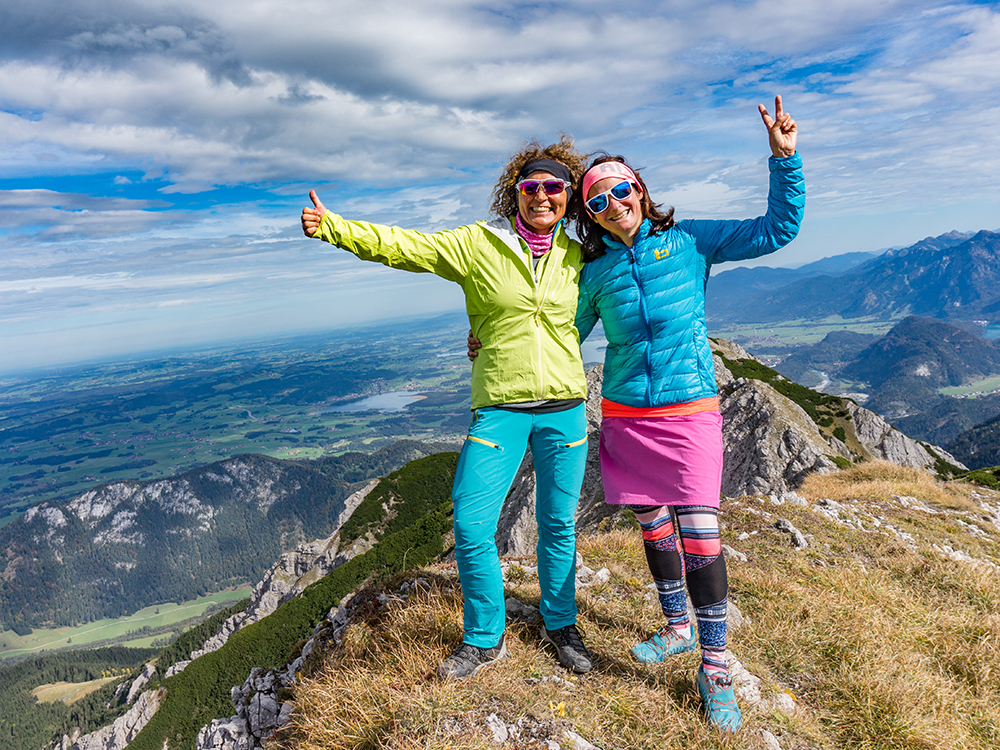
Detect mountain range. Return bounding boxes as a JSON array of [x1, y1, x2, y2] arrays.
[[769, 316, 1000, 466], [0, 441, 446, 634], [708, 230, 1000, 325], [706, 249, 882, 306]]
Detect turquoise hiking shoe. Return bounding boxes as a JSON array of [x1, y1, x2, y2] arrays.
[[696, 665, 742, 732], [630, 626, 696, 663]]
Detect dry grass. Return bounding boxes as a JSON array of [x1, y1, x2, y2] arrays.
[[276, 470, 1000, 750], [798, 460, 977, 512], [723, 469, 1000, 750]]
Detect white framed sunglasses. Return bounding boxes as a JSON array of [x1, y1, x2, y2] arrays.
[[585, 180, 634, 214]]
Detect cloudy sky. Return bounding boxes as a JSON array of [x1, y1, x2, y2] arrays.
[[2, 1, 999, 372]]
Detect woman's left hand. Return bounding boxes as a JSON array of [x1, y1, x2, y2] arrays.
[[467, 329, 481, 362], [759, 95, 797, 158]]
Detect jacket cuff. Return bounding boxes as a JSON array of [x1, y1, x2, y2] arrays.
[[768, 152, 802, 170]]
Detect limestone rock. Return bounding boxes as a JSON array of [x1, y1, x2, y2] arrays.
[[722, 544, 747, 562], [197, 717, 253, 750], [164, 659, 190, 678], [719, 377, 839, 497], [775, 519, 809, 550], [485, 713, 509, 744], [761, 729, 782, 749], [126, 662, 155, 705], [67, 688, 165, 750], [847, 401, 966, 470]]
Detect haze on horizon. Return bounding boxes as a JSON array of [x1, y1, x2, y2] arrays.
[[2, 1, 999, 373]]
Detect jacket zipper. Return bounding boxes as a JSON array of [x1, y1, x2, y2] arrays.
[[531, 219, 564, 398], [627, 245, 655, 405]]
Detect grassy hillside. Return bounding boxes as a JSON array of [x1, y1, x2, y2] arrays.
[[275, 462, 1000, 750], [127, 452, 458, 750]]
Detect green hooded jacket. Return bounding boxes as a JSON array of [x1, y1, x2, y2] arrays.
[[313, 212, 588, 409]]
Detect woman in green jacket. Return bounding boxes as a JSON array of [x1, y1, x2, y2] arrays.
[[301, 138, 594, 680]]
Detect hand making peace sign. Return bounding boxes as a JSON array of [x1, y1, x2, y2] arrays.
[[759, 95, 797, 159]]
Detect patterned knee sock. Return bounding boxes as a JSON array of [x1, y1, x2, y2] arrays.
[[676, 505, 730, 676], [694, 598, 729, 676], [630, 504, 690, 636], [654, 577, 691, 635]]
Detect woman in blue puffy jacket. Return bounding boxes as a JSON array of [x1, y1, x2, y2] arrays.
[[573, 96, 803, 732]]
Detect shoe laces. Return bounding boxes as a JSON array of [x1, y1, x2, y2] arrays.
[[659, 626, 690, 645], [450, 643, 487, 664], [554, 624, 587, 651], [705, 674, 736, 708], [704, 672, 734, 693]]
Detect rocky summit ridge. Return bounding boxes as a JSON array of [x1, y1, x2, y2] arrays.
[[52, 341, 973, 750]]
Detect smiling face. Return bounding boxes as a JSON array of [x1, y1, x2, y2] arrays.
[[517, 170, 568, 234], [586, 176, 644, 246]]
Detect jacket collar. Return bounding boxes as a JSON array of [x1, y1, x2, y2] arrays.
[[601, 218, 652, 253], [482, 216, 567, 254]]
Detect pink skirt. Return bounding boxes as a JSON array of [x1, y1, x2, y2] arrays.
[[599, 411, 723, 508]]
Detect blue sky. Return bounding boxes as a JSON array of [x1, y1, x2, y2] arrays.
[[2, 0, 999, 372]]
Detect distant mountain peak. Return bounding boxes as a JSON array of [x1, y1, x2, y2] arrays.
[[709, 228, 1000, 325]]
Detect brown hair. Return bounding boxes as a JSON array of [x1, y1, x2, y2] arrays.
[[574, 154, 675, 262], [489, 134, 589, 221]]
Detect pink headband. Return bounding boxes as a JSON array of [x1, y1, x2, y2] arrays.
[[582, 161, 641, 201]]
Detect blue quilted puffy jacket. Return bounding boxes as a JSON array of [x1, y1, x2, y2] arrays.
[[575, 153, 805, 407]]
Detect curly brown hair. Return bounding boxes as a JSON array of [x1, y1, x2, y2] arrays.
[[488, 134, 589, 221], [574, 153, 675, 262]]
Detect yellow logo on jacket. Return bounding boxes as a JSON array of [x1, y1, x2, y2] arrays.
[[654, 248, 670, 260]]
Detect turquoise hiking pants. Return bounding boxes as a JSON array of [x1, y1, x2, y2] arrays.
[[451, 403, 588, 648]]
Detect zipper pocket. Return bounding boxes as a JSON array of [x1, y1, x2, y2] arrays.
[[564, 436, 588, 448], [467, 435, 502, 450]]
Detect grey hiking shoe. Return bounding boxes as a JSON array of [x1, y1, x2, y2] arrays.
[[437, 634, 507, 680], [540, 623, 593, 673]]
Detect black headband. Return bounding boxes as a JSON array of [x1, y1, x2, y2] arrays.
[[517, 158, 572, 184]]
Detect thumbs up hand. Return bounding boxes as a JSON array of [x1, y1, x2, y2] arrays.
[[301, 190, 329, 237]]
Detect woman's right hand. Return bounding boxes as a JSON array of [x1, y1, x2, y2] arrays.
[[467, 329, 482, 362], [301, 190, 328, 237]]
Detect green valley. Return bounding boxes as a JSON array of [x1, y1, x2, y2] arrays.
[[0, 588, 251, 660]]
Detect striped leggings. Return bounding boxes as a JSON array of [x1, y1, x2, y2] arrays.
[[628, 504, 728, 672]]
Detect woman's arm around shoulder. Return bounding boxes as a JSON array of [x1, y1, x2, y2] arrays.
[[574, 269, 600, 343]]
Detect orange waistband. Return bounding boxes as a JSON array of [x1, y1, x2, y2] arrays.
[[601, 396, 720, 418]]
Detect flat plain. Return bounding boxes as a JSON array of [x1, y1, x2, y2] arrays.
[[0, 314, 475, 526]]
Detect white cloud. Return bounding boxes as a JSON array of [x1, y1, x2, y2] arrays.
[[2, 1, 1000, 370]]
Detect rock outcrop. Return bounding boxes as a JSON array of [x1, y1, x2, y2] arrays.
[[719, 375, 839, 496], [197, 666, 297, 750], [847, 400, 962, 469], [55, 688, 166, 750]]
